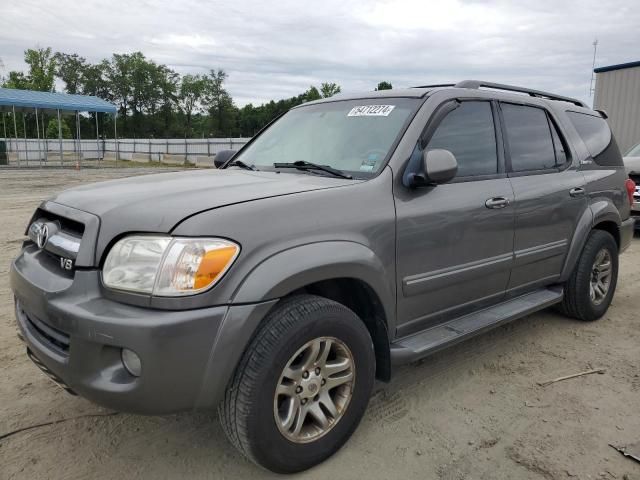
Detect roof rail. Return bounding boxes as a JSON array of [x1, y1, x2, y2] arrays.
[[413, 83, 456, 89], [454, 80, 587, 107]]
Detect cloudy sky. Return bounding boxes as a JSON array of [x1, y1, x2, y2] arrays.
[[1, 0, 639, 107]]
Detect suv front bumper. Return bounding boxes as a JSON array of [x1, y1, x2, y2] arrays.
[[10, 250, 276, 414]]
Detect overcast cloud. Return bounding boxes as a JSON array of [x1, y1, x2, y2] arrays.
[[1, 0, 639, 106]]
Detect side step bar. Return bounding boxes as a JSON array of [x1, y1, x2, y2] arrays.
[[390, 287, 563, 366]]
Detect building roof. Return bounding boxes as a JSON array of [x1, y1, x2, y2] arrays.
[[0, 87, 116, 113], [594, 60, 640, 74]]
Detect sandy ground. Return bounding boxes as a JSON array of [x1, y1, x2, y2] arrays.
[[0, 168, 639, 480]]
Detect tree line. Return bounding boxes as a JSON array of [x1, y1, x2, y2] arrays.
[[1, 47, 393, 140]]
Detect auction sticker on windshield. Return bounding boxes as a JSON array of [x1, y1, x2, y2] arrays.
[[347, 105, 395, 117]]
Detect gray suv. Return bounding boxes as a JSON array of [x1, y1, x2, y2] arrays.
[[10, 80, 636, 473]]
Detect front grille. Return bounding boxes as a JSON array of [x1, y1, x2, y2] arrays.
[[27, 209, 85, 273], [34, 209, 85, 237], [17, 303, 70, 356]]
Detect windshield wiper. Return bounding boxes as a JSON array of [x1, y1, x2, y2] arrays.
[[273, 161, 352, 179], [225, 159, 257, 171]]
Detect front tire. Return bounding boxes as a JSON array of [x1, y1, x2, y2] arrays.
[[219, 295, 375, 473], [559, 229, 619, 321]]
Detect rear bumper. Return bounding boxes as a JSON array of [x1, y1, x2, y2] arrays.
[[620, 217, 635, 252], [10, 252, 276, 414]]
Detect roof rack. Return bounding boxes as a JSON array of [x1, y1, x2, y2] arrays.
[[412, 81, 587, 107], [453, 80, 587, 107], [413, 83, 457, 89]]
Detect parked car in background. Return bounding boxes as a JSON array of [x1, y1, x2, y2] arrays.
[[10, 80, 636, 473], [624, 142, 640, 228]]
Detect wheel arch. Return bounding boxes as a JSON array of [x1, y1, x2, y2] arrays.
[[560, 200, 621, 280], [231, 241, 395, 381]]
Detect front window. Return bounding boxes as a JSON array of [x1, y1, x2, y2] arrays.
[[234, 98, 418, 177], [426, 101, 498, 177]]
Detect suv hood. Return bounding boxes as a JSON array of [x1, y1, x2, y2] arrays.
[[51, 169, 357, 234]]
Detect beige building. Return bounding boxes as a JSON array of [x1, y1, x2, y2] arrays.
[[593, 60, 640, 154]]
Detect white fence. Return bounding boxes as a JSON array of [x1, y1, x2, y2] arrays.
[[0, 137, 251, 165]]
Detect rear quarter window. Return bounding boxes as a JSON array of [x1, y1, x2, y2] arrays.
[[566, 111, 623, 166]]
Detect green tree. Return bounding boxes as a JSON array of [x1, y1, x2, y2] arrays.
[[81, 61, 111, 98], [54, 52, 87, 94], [375, 81, 393, 90], [24, 47, 56, 92], [2, 71, 30, 89], [178, 74, 206, 136], [204, 70, 236, 136], [104, 53, 134, 131], [46, 117, 72, 139], [304, 86, 322, 102], [320, 82, 341, 98]]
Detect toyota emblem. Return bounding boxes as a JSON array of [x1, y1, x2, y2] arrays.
[[36, 224, 49, 249]]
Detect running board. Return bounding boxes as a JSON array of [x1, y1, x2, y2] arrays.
[[390, 287, 563, 366]]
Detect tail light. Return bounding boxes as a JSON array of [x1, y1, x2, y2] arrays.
[[626, 178, 636, 205]]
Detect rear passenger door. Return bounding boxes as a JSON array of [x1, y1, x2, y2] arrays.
[[500, 102, 588, 294]]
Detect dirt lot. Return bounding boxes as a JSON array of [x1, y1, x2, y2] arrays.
[[0, 169, 638, 480]]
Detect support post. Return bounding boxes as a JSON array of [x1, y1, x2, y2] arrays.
[[76, 111, 82, 169], [95, 112, 100, 163], [22, 114, 27, 165], [35, 107, 42, 168], [42, 111, 48, 164], [114, 113, 119, 167], [12, 106, 19, 166], [2, 112, 6, 142], [57, 109, 63, 167]]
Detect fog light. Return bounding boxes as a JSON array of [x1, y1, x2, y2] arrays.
[[121, 348, 141, 377]]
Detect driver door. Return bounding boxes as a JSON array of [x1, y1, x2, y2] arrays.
[[394, 100, 515, 337]]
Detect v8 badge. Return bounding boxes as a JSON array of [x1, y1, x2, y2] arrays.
[[60, 257, 74, 271]]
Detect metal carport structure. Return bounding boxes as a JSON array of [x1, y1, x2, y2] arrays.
[[0, 87, 117, 167]]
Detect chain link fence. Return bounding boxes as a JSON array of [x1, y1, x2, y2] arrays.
[[0, 137, 250, 168]]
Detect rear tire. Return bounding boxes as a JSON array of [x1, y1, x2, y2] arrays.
[[219, 294, 375, 473], [559, 230, 618, 321]]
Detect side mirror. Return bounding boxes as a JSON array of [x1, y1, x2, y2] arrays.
[[408, 149, 458, 187], [214, 149, 237, 168], [424, 149, 458, 184]]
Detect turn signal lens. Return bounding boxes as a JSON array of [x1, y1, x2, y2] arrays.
[[194, 246, 239, 289]]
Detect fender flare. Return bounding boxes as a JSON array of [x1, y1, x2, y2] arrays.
[[560, 200, 621, 280], [231, 241, 396, 329]]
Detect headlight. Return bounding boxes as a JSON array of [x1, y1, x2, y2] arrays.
[[102, 236, 240, 296]]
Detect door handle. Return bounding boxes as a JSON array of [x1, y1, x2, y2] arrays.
[[569, 187, 586, 197], [485, 197, 510, 209]]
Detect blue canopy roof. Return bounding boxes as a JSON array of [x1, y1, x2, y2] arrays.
[[0, 87, 116, 113]]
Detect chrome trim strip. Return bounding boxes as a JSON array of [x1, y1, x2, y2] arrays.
[[402, 252, 512, 297]]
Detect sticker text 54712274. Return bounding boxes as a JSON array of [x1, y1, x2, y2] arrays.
[[347, 105, 395, 117]]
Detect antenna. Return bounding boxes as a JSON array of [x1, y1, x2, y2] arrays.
[[589, 39, 598, 97]]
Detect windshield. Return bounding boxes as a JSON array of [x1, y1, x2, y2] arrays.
[[626, 143, 640, 157], [234, 98, 418, 177]]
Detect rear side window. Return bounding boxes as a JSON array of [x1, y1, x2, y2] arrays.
[[426, 101, 498, 177], [566, 111, 622, 166], [501, 104, 556, 172]]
